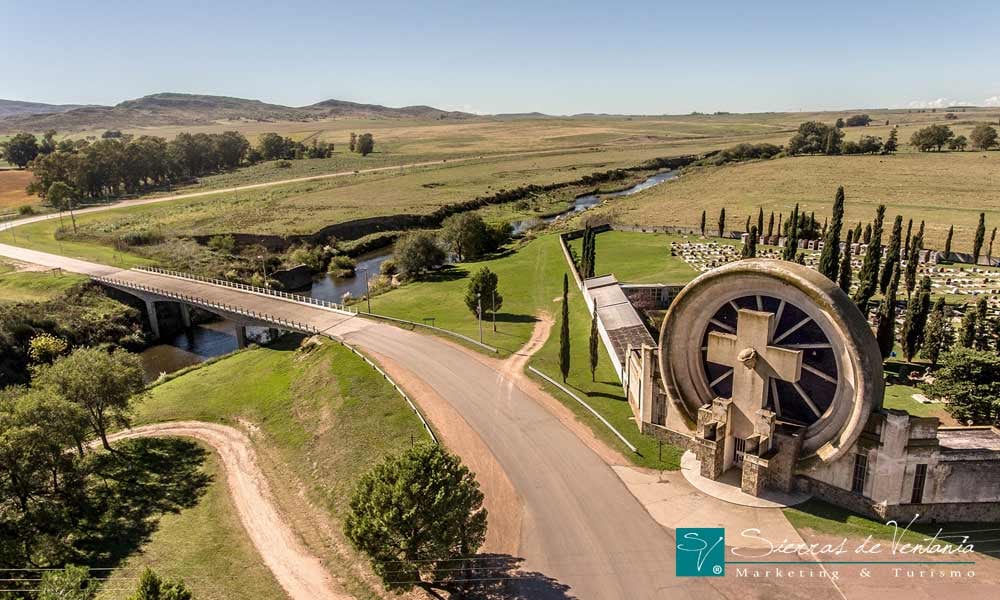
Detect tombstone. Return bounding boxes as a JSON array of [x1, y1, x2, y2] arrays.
[[740, 233, 750, 245]]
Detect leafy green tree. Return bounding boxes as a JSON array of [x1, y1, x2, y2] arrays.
[[910, 124, 954, 151], [901, 277, 932, 362], [38, 565, 96, 600], [925, 348, 1000, 425], [28, 333, 68, 365], [464, 267, 502, 321], [589, 311, 599, 382], [717, 207, 726, 238], [973, 212, 986, 264], [442, 213, 493, 261], [852, 205, 885, 312], [741, 226, 758, 258], [845, 114, 872, 127], [969, 124, 998, 150], [787, 121, 841, 155], [560, 274, 571, 382], [838, 229, 854, 293], [879, 215, 903, 294], [0, 132, 39, 168], [943, 225, 954, 260], [824, 129, 840, 155], [875, 264, 900, 359], [345, 443, 487, 592], [920, 298, 949, 366], [128, 568, 193, 600], [393, 231, 445, 279], [34, 347, 146, 450], [47, 181, 79, 232], [349, 132, 357, 152], [948, 135, 968, 151], [356, 133, 375, 156], [818, 186, 845, 281], [700, 210, 706, 236], [883, 127, 898, 153]]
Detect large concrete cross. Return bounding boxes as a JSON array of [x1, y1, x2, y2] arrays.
[[707, 308, 803, 422]]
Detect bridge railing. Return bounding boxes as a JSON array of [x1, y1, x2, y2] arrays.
[[94, 275, 326, 335], [132, 266, 356, 315]]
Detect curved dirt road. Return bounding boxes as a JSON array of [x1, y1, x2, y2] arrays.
[[109, 422, 347, 600]]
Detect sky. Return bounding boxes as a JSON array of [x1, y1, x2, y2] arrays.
[[3, 0, 1000, 115]]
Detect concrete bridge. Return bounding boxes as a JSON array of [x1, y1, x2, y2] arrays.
[[95, 266, 358, 347]]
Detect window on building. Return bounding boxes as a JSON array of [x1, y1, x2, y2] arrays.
[[910, 464, 927, 504], [851, 454, 868, 495]]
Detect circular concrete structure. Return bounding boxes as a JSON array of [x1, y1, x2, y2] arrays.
[[658, 259, 882, 465]]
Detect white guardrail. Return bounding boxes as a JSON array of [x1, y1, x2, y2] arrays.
[[528, 366, 638, 453]]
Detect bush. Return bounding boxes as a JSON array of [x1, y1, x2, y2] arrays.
[[844, 114, 872, 127], [327, 254, 356, 277], [379, 258, 397, 276], [116, 229, 164, 248], [17, 205, 35, 215], [274, 160, 293, 169], [706, 142, 782, 165], [206, 234, 236, 254], [287, 244, 326, 272]]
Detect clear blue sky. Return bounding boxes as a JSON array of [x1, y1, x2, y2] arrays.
[[3, 0, 999, 115]]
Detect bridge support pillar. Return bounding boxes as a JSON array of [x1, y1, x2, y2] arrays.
[[179, 303, 191, 328], [235, 325, 248, 349], [145, 299, 161, 340]]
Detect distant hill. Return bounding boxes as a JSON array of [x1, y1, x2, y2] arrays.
[[0, 92, 477, 133], [0, 99, 93, 119]]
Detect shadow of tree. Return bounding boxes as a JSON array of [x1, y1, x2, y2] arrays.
[[72, 437, 211, 568], [493, 313, 540, 324], [418, 266, 469, 283], [429, 554, 576, 599]]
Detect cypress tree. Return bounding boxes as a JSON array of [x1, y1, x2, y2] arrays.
[[875, 264, 900, 359], [943, 225, 954, 260], [718, 208, 726, 238], [973, 212, 986, 264], [863, 222, 872, 244], [974, 297, 989, 350], [777, 213, 783, 238], [700, 210, 706, 236], [853, 205, 886, 313], [559, 273, 571, 382], [744, 215, 751, 234], [757, 207, 764, 240], [795, 252, 806, 265], [767, 211, 775, 238], [920, 298, 948, 366], [782, 204, 800, 261], [903, 218, 913, 260], [904, 232, 923, 297], [838, 229, 854, 293], [853, 221, 863, 244], [589, 311, 599, 382], [988, 227, 997, 263], [741, 226, 758, 259], [879, 215, 903, 294], [818, 185, 845, 281], [901, 277, 932, 362], [958, 309, 977, 349]]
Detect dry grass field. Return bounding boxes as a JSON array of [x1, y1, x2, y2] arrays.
[[0, 169, 34, 211], [595, 150, 1000, 253]]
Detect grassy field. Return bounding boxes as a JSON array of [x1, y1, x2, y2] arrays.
[[368, 234, 682, 469], [883, 383, 953, 422], [0, 262, 87, 302], [4, 214, 152, 267], [595, 151, 1000, 253], [0, 169, 34, 213], [96, 448, 287, 600], [568, 230, 701, 284], [131, 336, 427, 599]]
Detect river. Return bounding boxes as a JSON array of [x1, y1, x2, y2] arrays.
[[139, 169, 678, 378]]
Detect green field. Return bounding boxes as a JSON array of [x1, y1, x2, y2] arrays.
[[0, 262, 88, 303], [131, 337, 428, 599], [96, 448, 286, 600], [568, 230, 701, 284], [595, 151, 1000, 253], [368, 233, 682, 469]]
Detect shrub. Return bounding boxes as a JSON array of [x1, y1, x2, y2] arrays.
[[288, 244, 326, 272], [206, 234, 236, 254], [116, 229, 163, 248], [274, 159, 293, 169], [17, 205, 35, 215], [327, 254, 356, 277]]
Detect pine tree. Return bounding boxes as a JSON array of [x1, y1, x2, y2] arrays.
[[958, 309, 977, 349], [767, 211, 775, 238], [901, 277, 932, 362], [904, 232, 923, 297], [852, 205, 886, 312], [875, 264, 900, 359], [943, 225, 954, 260], [782, 204, 800, 261], [589, 311, 599, 382], [757, 207, 764, 240], [903, 218, 913, 260], [879, 215, 903, 294], [973, 212, 986, 264], [718, 208, 726, 238], [838, 229, 854, 293], [700, 210, 706, 236], [920, 298, 948, 365], [741, 226, 758, 259], [884, 127, 898, 153], [818, 185, 845, 282], [559, 273, 571, 382]]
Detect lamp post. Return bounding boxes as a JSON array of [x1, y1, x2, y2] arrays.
[[258, 255, 269, 287], [477, 292, 483, 344], [359, 266, 372, 313]]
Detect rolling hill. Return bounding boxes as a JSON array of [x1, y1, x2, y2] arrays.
[[0, 99, 92, 119], [0, 93, 476, 133]]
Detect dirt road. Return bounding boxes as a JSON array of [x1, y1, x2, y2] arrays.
[[108, 422, 348, 600]]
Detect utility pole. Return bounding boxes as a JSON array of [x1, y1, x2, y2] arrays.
[[477, 293, 483, 344], [361, 267, 372, 314]]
